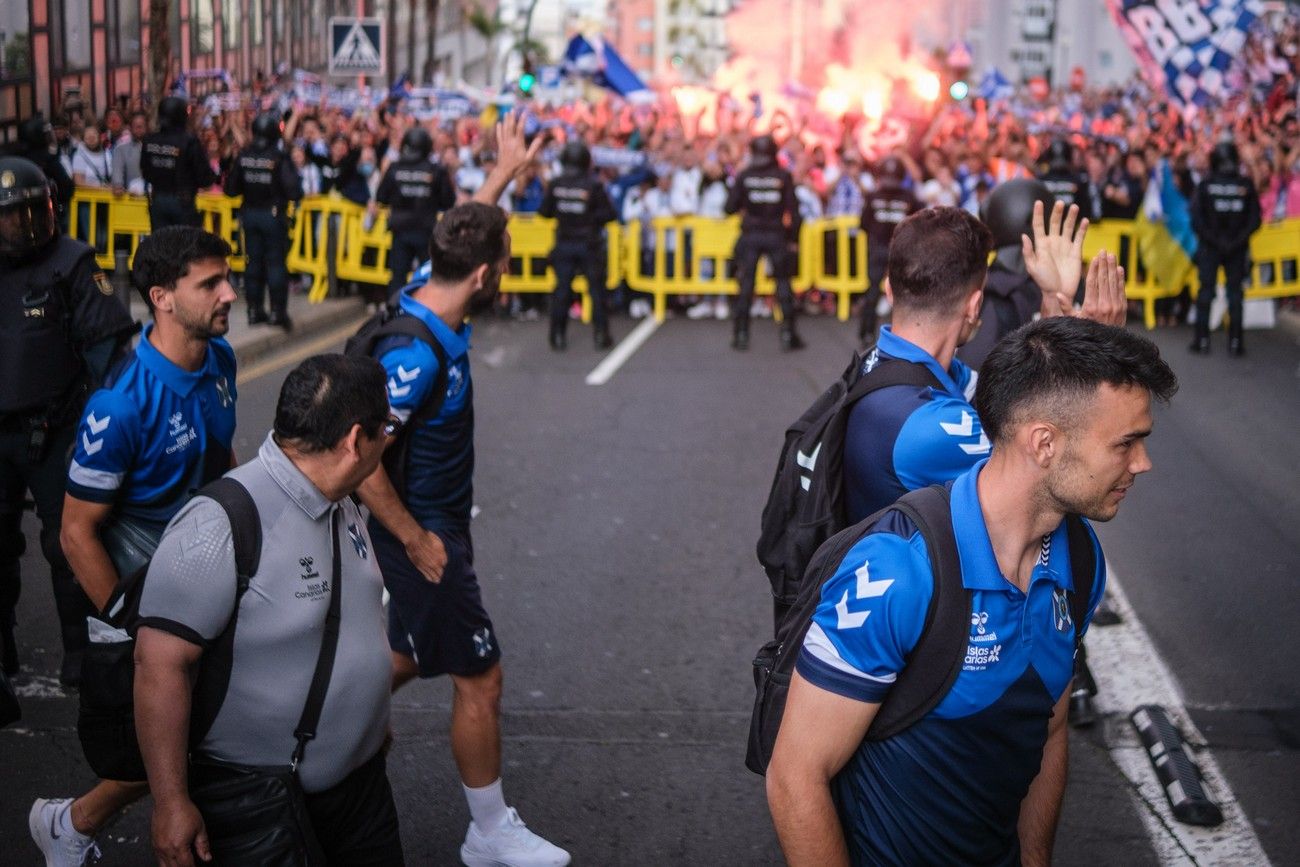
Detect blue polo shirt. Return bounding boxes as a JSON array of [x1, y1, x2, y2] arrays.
[[67, 325, 238, 529], [844, 327, 990, 523], [797, 462, 1106, 866], [373, 287, 474, 536]]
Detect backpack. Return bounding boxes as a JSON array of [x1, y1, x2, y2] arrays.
[[344, 304, 449, 497], [77, 477, 262, 782], [756, 348, 943, 624], [745, 484, 1096, 775]]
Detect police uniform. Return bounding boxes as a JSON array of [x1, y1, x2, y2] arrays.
[[1038, 168, 1096, 221], [539, 143, 617, 350], [225, 116, 301, 326], [800, 462, 1106, 865], [725, 136, 803, 350], [1190, 144, 1261, 356], [375, 130, 456, 301], [0, 157, 136, 681], [141, 98, 215, 230], [859, 166, 921, 342]]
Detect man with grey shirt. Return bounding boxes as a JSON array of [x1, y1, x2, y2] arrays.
[[110, 112, 149, 196], [134, 354, 403, 867]]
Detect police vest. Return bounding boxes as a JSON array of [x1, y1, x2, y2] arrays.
[[0, 238, 93, 416], [142, 130, 201, 195], [232, 146, 284, 209]]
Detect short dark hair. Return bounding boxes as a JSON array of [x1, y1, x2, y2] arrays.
[[273, 354, 389, 453], [975, 317, 1179, 444], [426, 202, 509, 283], [887, 207, 994, 316], [131, 226, 231, 312]]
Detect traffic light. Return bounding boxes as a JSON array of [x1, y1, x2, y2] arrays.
[[949, 80, 970, 101], [519, 57, 536, 97]]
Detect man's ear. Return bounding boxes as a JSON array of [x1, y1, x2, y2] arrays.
[[149, 285, 172, 314], [965, 285, 984, 323], [474, 263, 490, 289], [342, 423, 365, 459], [882, 275, 893, 305], [1025, 421, 1060, 469]]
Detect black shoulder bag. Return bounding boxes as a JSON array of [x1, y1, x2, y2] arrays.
[[188, 507, 345, 867]]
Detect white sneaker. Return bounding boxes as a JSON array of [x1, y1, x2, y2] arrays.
[[686, 300, 713, 320], [714, 298, 730, 320], [460, 807, 570, 867], [29, 799, 99, 867], [629, 299, 651, 319]]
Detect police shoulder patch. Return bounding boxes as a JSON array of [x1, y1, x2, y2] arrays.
[[93, 271, 114, 296]]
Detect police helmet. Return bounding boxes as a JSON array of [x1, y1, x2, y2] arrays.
[[877, 156, 905, 185], [18, 114, 55, 154], [750, 135, 778, 166], [0, 157, 58, 258], [1044, 139, 1073, 172], [400, 127, 433, 162], [560, 141, 591, 172], [252, 112, 282, 148], [158, 96, 189, 131], [1210, 141, 1241, 175], [980, 178, 1056, 250]]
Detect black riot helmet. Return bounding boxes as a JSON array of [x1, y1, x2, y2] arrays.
[[750, 135, 778, 167], [1210, 141, 1241, 175], [400, 127, 433, 162], [158, 96, 189, 131], [252, 112, 282, 148], [1044, 138, 1073, 172], [877, 156, 905, 185], [0, 157, 58, 259], [18, 114, 55, 154], [560, 141, 591, 172], [981, 178, 1056, 250]]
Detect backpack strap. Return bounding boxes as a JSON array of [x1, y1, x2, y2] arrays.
[[865, 484, 970, 742], [189, 477, 261, 744], [844, 356, 946, 405], [370, 312, 451, 429], [1064, 515, 1097, 652]]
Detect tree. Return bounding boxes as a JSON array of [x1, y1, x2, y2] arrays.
[[465, 2, 507, 86], [148, 0, 170, 104]]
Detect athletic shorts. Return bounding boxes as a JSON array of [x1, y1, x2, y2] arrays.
[[370, 524, 501, 678]]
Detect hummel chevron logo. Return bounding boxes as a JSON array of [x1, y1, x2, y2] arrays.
[[396, 365, 420, 383], [796, 442, 821, 492], [81, 432, 104, 456], [388, 377, 411, 399], [86, 412, 111, 434], [835, 560, 894, 629], [939, 411, 991, 455]]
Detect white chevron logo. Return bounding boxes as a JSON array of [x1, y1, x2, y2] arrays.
[[396, 365, 421, 383], [939, 411, 991, 455], [86, 412, 111, 434], [388, 377, 411, 399], [796, 442, 821, 492], [81, 432, 104, 456], [835, 560, 894, 630]]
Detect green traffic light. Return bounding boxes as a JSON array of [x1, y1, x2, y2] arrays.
[[520, 73, 537, 93], [949, 80, 969, 101]]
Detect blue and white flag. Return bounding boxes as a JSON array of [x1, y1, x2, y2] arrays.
[[977, 67, 1014, 102], [1106, 0, 1263, 109]]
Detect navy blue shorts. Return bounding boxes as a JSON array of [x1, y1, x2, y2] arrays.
[[370, 524, 500, 678]]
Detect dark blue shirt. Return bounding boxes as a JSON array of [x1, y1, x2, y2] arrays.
[[373, 288, 474, 535], [798, 462, 1106, 866], [844, 327, 989, 523], [67, 326, 238, 528]]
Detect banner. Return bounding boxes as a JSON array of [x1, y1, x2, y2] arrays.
[[1106, 0, 1263, 109]]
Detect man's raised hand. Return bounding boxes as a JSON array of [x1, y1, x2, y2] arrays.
[[1022, 199, 1087, 317]]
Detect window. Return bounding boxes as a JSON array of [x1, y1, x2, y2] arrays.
[[107, 0, 142, 65], [52, 0, 93, 70], [223, 0, 240, 48], [251, 0, 264, 45], [0, 3, 32, 80], [637, 16, 653, 31], [192, 0, 215, 54]]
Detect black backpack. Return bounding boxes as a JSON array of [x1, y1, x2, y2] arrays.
[[78, 477, 263, 782], [745, 484, 1096, 775], [344, 304, 449, 496], [756, 348, 942, 624]]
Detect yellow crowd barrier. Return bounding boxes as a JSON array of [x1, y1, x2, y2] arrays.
[[67, 190, 1300, 328]]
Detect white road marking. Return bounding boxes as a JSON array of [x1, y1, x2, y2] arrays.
[[585, 317, 661, 386], [1090, 562, 1271, 866]]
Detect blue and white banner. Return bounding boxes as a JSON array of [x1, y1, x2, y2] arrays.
[[590, 146, 647, 171], [1106, 0, 1263, 109]]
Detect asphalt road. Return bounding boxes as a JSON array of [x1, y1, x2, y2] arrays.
[[2, 311, 1296, 865]]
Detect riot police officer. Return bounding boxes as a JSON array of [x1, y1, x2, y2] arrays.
[[0, 157, 136, 684], [1038, 139, 1095, 222], [225, 112, 301, 330], [140, 96, 215, 230], [1190, 141, 1261, 357], [375, 126, 456, 301], [959, 178, 1058, 369], [725, 135, 803, 351], [859, 156, 920, 344], [11, 115, 74, 222], [539, 141, 617, 350]]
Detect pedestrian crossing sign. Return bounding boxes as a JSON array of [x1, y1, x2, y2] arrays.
[[329, 17, 384, 76]]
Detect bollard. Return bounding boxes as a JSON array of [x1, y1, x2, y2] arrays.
[[1130, 705, 1224, 827]]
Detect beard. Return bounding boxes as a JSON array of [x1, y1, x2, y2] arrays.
[[467, 270, 502, 315], [176, 303, 231, 339]]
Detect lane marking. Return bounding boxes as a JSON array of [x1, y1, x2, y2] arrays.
[[1091, 562, 1271, 866], [585, 317, 661, 386], [236, 316, 369, 385]]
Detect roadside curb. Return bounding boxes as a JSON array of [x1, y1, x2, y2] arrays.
[[229, 298, 366, 368]]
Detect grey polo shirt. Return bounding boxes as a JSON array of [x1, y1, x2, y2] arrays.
[[137, 433, 391, 793]]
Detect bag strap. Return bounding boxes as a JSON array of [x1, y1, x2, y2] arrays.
[[1064, 515, 1097, 651], [197, 477, 262, 590], [844, 356, 945, 405], [291, 507, 344, 771], [372, 313, 450, 428], [865, 484, 970, 742]]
